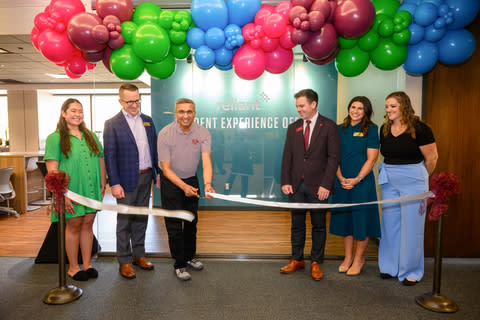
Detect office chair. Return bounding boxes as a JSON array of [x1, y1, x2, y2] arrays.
[[0, 166, 20, 218]]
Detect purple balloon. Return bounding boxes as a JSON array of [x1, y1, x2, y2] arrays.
[[308, 11, 325, 32], [301, 22, 338, 60], [96, 0, 133, 22], [83, 50, 105, 62], [68, 13, 107, 52], [333, 0, 375, 38], [108, 35, 125, 49], [103, 15, 121, 27], [292, 28, 310, 44], [102, 47, 113, 72], [288, 6, 308, 23], [310, 0, 332, 21], [92, 24, 109, 44], [291, 0, 315, 10]]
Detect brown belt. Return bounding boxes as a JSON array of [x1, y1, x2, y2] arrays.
[[139, 168, 151, 174]]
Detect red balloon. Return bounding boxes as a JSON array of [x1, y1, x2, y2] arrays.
[[333, 0, 375, 38], [65, 67, 82, 79], [254, 4, 275, 26], [86, 62, 96, 70], [38, 30, 76, 64], [301, 22, 338, 60], [68, 13, 107, 52], [264, 13, 287, 38], [308, 43, 339, 65], [233, 44, 266, 80], [279, 25, 296, 49], [96, 0, 133, 22], [265, 46, 294, 73]]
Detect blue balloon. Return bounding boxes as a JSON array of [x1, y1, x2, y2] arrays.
[[438, 29, 476, 65], [446, 0, 480, 29], [423, 0, 443, 7], [227, 0, 261, 27], [403, 40, 438, 74], [224, 24, 244, 49], [414, 3, 438, 26], [194, 45, 216, 69], [424, 25, 446, 42], [186, 28, 205, 49], [215, 62, 233, 71], [205, 27, 226, 50], [215, 47, 233, 66], [403, 0, 421, 5], [408, 23, 425, 45], [398, 3, 417, 17], [191, 0, 228, 31]]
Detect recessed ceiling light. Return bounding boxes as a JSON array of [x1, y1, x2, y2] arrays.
[[45, 73, 69, 79]]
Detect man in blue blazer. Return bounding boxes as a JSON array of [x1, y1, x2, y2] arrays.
[[104, 83, 161, 279]]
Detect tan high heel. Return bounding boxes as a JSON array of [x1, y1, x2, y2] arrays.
[[346, 260, 365, 276], [338, 259, 353, 273]]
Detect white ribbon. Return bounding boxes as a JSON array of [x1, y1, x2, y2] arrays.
[[206, 191, 435, 209], [65, 190, 195, 222]]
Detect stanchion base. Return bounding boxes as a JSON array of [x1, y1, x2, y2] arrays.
[[415, 293, 458, 313], [43, 285, 83, 305]]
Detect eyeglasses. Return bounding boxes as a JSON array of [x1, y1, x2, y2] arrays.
[[122, 99, 141, 106], [176, 110, 195, 115]]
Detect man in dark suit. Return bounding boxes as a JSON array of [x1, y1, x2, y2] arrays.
[[103, 83, 161, 279], [280, 89, 341, 280]]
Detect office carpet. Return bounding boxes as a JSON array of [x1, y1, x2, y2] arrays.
[[0, 257, 479, 320]]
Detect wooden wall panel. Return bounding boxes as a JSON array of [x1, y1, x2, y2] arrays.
[[424, 17, 480, 257]]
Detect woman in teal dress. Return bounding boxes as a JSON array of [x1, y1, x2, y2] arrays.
[[330, 96, 380, 276], [44, 98, 106, 281]]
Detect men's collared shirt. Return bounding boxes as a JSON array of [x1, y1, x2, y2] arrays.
[[304, 111, 319, 148], [122, 109, 152, 170]]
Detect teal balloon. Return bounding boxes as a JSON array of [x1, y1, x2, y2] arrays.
[[392, 29, 411, 45], [171, 43, 191, 59], [358, 29, 380, 51], [133, 3, 162, 25], [378, 19, 394, 37], [121, 21, 137, 44], [335, 46, 370, 77], [132, 23, 170, 63], [338, 36, 358, 49], [371, 38, 408, 70], [110, 45, 145, 80], [373, 0, 401, 18], [146, 53, 176, 79]]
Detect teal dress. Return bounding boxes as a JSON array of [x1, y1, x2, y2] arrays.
[[330, 123, 380, 240], [44, 130, 104, 222]]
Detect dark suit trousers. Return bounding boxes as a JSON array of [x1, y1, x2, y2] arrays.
[[161, 176, 199, 269], [116, 171, 152, 265], [289, 180, 327, 263]]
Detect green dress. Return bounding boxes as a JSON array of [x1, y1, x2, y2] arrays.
[[330, 123, 380, 240], [44, 130, 104, 222]]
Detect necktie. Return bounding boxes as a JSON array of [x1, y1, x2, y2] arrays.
[[304, 120, 311, 151]]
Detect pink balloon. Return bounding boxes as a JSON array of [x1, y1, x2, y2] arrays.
[[254, 5, 275, 26], [102, 47, 113, 73], [291, 0, 315, 10], [311, 0, 333, 21], [261, 36, 279, 52], [66, 55, 88, 75], [291, 28, 310, 44], [308, 11, 325, 32], [108, 35, 125, 49], [275, 1, 293, 20], [86, 62, 96, 70], [65, 67, 81, 79], [34, 13, 50, 32], [279, 25, 296, 49], [68, 12, 107, 52], [265, 46, 294, 73], [308, 43, 339, 65], [250, 39, 262, 49], [289, 6, 308, 24], [50, 0, 86, 23], [83, 50, 105, 62], [233, 44, 266, 80], [96, 0, 133, 22], [264, 13, 287, 38], [333, 0, 375, 38], [242, 23, 256, 41], [92, 24, 109, 43], [38, 30, 76, 64], [301, 22, 338, 60], [31, 27, 41, 50]]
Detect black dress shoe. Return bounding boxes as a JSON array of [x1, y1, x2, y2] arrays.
[[70, 270, 89, 281], [86, 268, 98, 278], [380, 273, 394, 279], [402, 278, 418, 286]]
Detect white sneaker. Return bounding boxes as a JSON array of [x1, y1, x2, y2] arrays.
[[187, 258, 204, 270], [175, 268, 191, 281]]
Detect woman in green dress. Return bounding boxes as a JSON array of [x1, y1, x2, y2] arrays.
[[330, 96, 380, 276], [44, 98, 106, 281]]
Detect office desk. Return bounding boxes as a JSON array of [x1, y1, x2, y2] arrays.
[[0, 152, 44, 214]]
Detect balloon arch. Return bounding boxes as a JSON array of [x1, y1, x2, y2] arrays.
[[31, 0, 479, 81]]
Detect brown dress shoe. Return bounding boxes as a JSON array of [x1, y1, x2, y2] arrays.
[[311, 261, 323, 280], [280, 259, 305, 273], [132, 257, 154, 270], [119, 264, 136, 279]]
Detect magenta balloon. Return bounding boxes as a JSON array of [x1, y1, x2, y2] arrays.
[[311, 0, 332, 20], [92, 24, 109, 43], [86, 62, 96, 70], [291, 0, 315, 10], [308, 11, 325, 32], [264, 13, 287, 38], [68, 12, 107, 52], [250, 38, 262, 49], [261, 36, 279, 52], [233, 44, 266, 80], [34, 13, 50, 32], [108, 35, 125, 49], [333, 0, 375, 38], [66, 55, 88, 75], [38, 30, 76, 64], [275, 1, 293, 20], [31, 27, 40, 50], [289, 6, 308, 23], [65, 68, 82, 78], [308, 43, 339, 65], [83, 50, 105, 62], [96, 0, 133, 22], [254, 5, 275, 26], [279, 25, 296, 49], [102, 47, 113, 73], [242, 23, 256, 41], [301, 22, 338, 60], [265, 46, 293, 73], [50, 0, 86, 23], [291, 28, 310, 44]]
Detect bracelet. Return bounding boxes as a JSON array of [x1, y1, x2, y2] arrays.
[[356, 175, 364, 182], [204, 182, 212, 186]]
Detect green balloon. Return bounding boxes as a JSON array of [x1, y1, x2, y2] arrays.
[[392, 29, 411, 45], [171, 43, 191, 59], [146, 53, 176, 79], [335, 46, 370, 77], [159, 10, 174, 29], [372, 0, 400, 18], [338, 36, 358, 49], [110, 45, 145, 80], [132, 23, 170, 63], [370, 38, 408, 70], [374, 13, 389, 30], [378, 19, 394, 37], [133, 2, 162, 25], [395, 10, 412, 26], [358, 29, 379, 52], [175, 10, 192, 28], [121, 21, 137, 44], [169, 30, 186, 45]]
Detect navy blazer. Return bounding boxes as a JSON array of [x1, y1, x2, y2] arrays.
[[281, 114, 341, 197], [103, 111, 160, 192]]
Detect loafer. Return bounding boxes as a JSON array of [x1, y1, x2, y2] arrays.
[[311, 261, 323, 280], [402, 278, 419, 286], [85, 267, 98, 279], [380, 273, 394, 279], [70, 270, 89, 281], [280, 259, 305, 273], [119, 264, 136, 279], [132, 257, 154, 270]]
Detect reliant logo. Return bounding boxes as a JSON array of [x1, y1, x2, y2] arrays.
[[216, 92, 270, 112]]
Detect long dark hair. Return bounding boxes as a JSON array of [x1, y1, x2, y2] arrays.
[[382, 91, 420, 139], [57, 98, 100, 158], [341, 96, 374, 135]]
